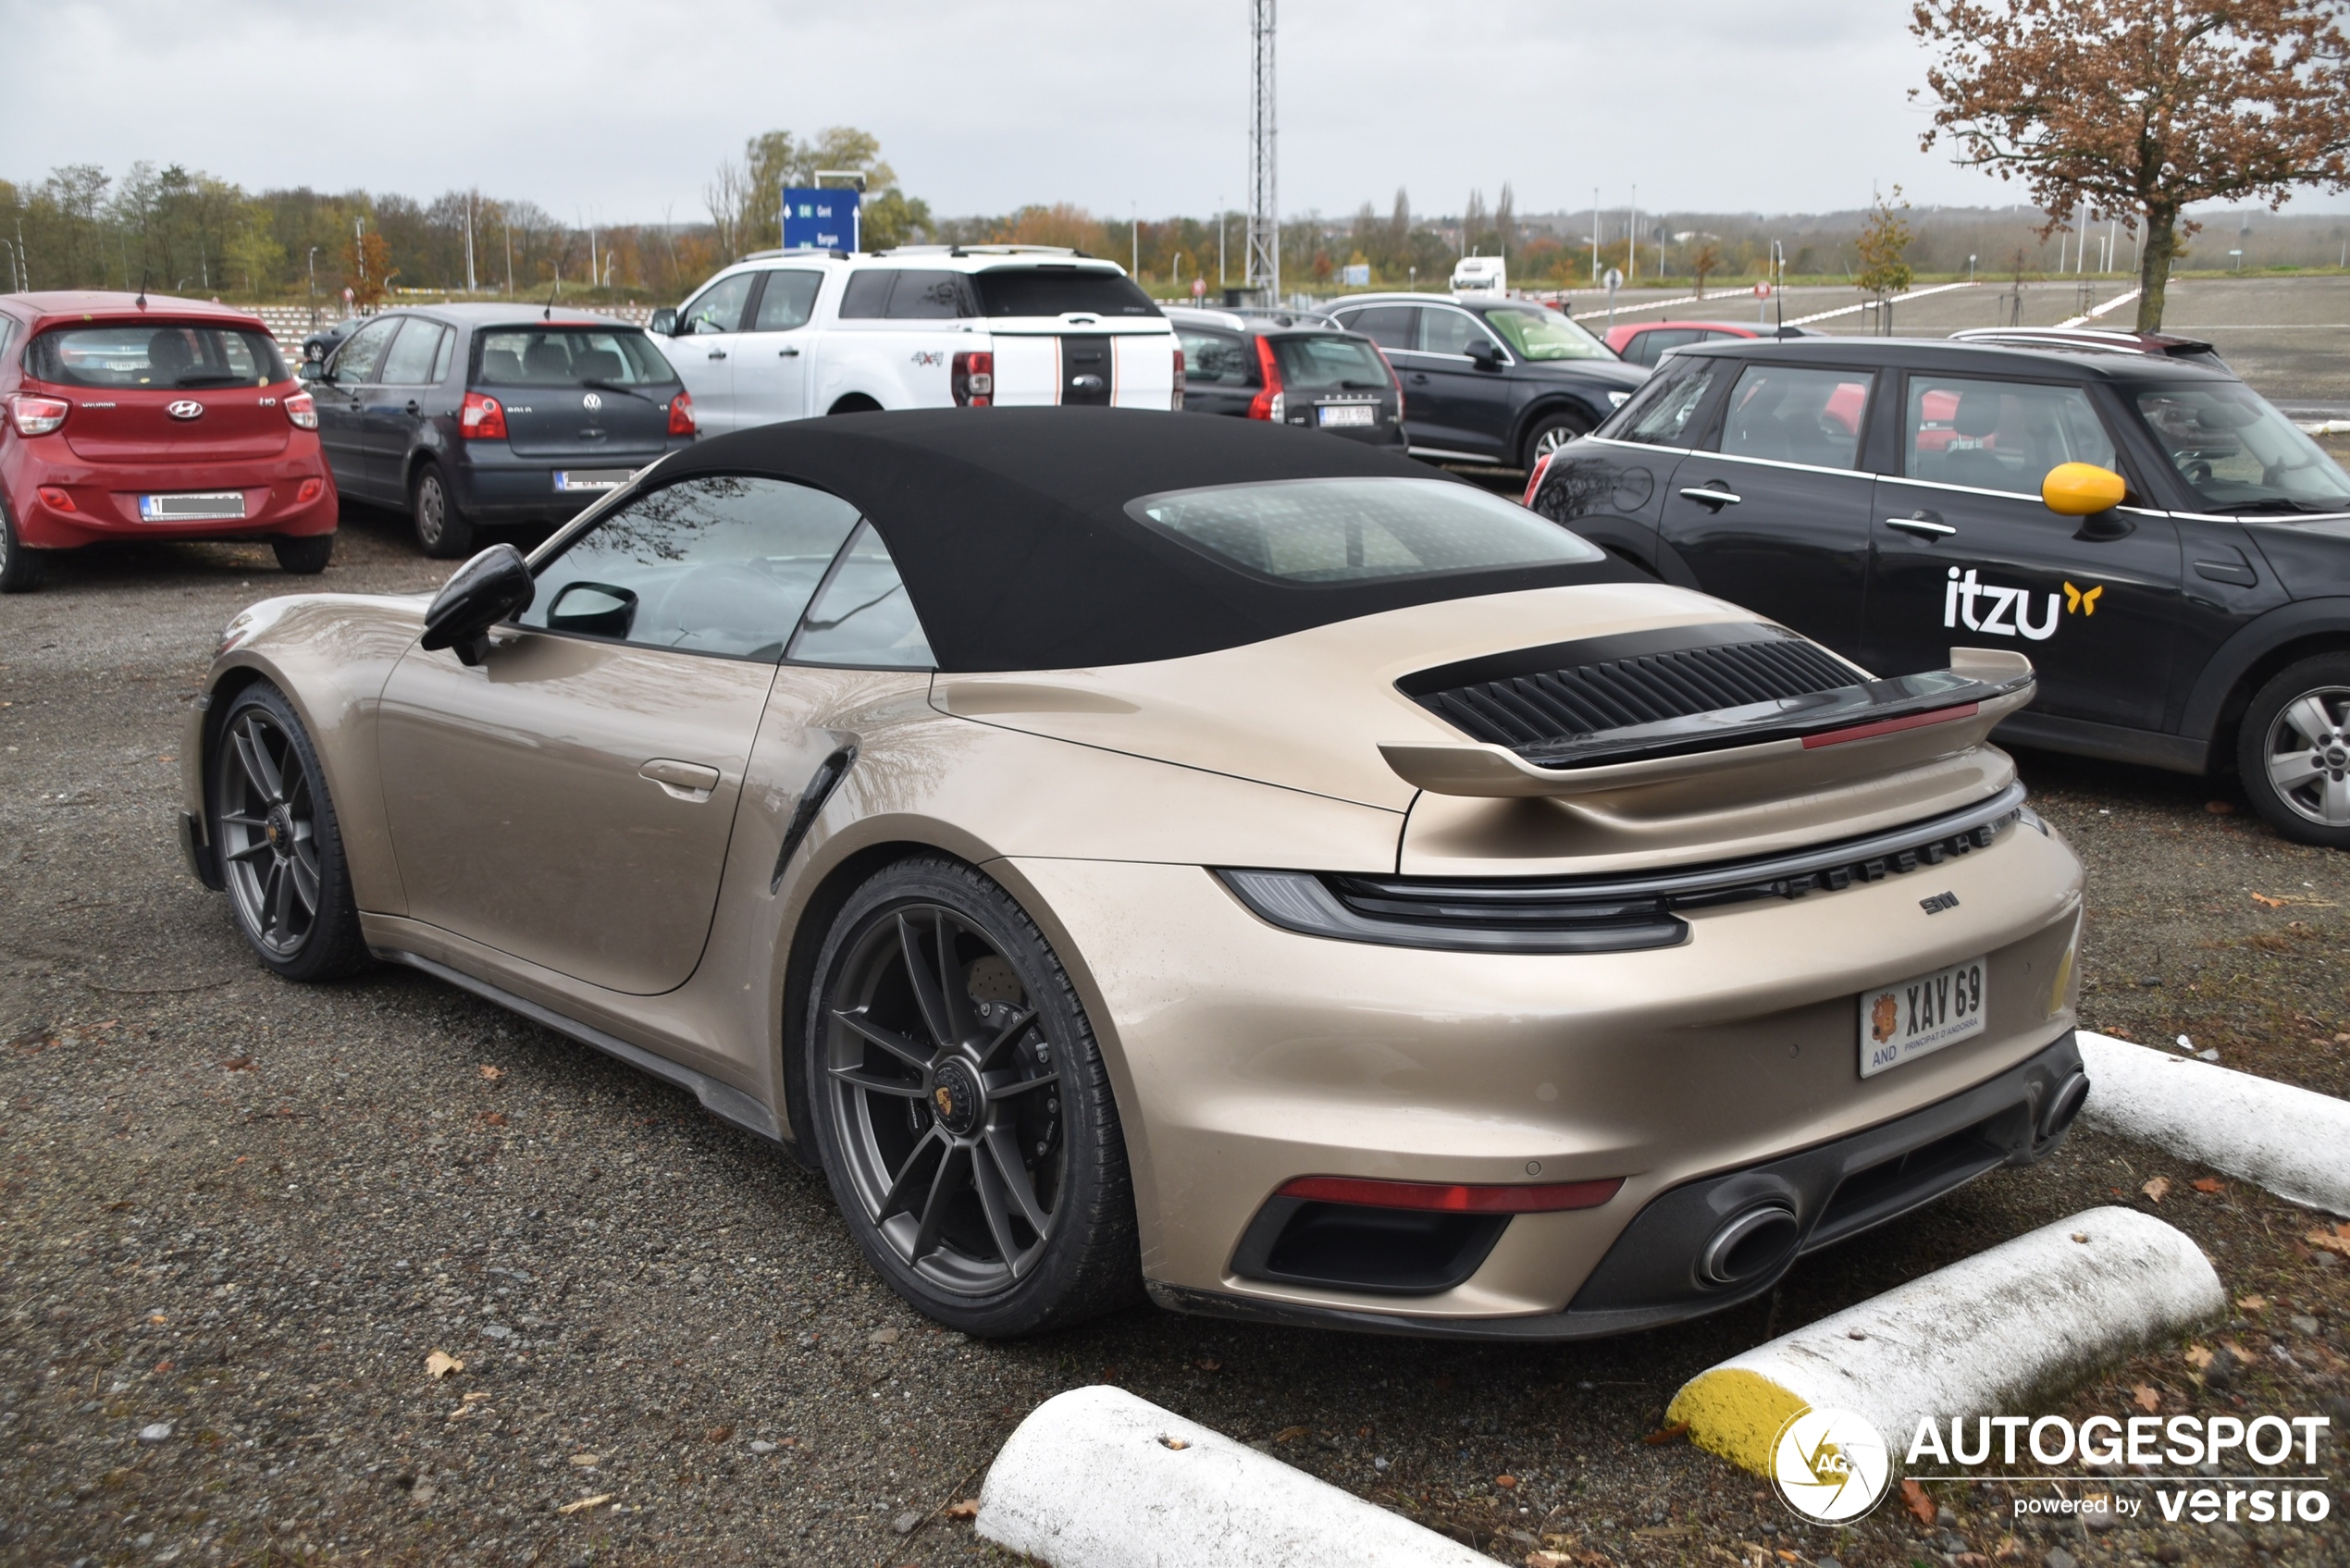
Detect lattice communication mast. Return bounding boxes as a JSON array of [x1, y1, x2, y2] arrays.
[[1244, 0, 1279, 302]]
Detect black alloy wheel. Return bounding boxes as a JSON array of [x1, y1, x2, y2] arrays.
[[2239, 654, 2350, 849], [1519, 407, 1595, 471], [411, 460, 474, 560], [807, 857, 1139, 1335], [272, 532, 335, 574], [0, 493, 46, 594], [211, 685, 369, 981]]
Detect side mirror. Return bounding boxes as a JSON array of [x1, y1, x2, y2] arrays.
[[648, 307, 678, 337], [2041, 462, 2127, 517], [545, 580, 637, 639], [1466, 339, 1503, 368], [420, 544, 535, 667]]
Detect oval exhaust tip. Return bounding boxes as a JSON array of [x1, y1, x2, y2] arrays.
[[1699, 1204, 1801, 1288], [2041, 1070, 2091, 1141]]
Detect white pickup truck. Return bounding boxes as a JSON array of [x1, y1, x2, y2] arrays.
[[647, 246, 1182, 432]]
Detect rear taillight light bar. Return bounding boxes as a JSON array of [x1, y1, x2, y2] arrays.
[[667, 389, 697, 436], [1522, 451, 1554, 508], [1276, 1174, 1624, 1214], [8, 394, 70, 438], [461, 391, 508, 440], [284, 390, 318, 431], [1246, 337, 1284, 422], [952, 351, 994, 407], [1170, 341, 1186, 411]]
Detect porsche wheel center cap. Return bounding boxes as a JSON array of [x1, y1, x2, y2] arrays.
[[265, 807, 294, 857], [930, 1060, 982, 1137]]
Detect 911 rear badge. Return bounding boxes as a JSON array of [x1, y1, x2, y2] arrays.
[[1920, 891, 1960, 914]]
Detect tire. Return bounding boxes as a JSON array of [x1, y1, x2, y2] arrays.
[[803, 855, 1140, 1336], [211, 683, 371, 982], [272, 532, 334, 574], [410, 460, 474, 560], [1518, 407, 1596, 472], [0, 494, 48, 594], [2236, 653, 2350, 849]]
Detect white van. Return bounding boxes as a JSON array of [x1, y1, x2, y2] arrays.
[[649, 247, 1181, 432], [1451, 256, 1507, 296]]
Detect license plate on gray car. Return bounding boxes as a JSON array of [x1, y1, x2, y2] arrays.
[[553, 470, 634, 492], [1317, 404, 1376, 427], [1858, 956, 1986, 1078], [139, 491, 246, 521]]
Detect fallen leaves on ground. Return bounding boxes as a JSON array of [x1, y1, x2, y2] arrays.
[[2133, 1384, 2161, 1413], [2237, 1294, 2267, 1313], [1496, 1474, 1518, 1488], [706, 1424, 733, 1442], [1272, 1425, 1308, 1444], [218, 1057, 253, 1071], [2251, 893, 2286, 908], [2142, 1176, 2171, 1203], [2306, 1226, 2350, 1258], [1195, 1357, 1222, 1371], [1641, 1421, 1689, 1445], [2192, 1177, 2225, 1193], [424, 1351, 464, 1380], [942, 1499, 979, 1521], [556, 1494, 612, 1515], [477, 1064, 503, 1080], [2184, 1344, 2215, 1370], [1900, 1477, 1937, 1525], [568, 1453, 600, 1467]]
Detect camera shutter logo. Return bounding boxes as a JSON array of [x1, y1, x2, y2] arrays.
[[1772, 1407, 1892, 1525]]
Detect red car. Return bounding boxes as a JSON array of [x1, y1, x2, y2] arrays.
[[1604, 319, 1819, 369], [1, 291, 336, 593]]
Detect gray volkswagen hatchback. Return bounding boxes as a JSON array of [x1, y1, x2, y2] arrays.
[[300, 304, 695, 557]]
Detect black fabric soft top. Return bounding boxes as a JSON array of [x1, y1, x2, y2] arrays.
[[650, 407, 1643, 672]]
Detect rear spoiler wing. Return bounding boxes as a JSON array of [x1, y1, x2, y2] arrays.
[[1382, 648, 2034, 798]]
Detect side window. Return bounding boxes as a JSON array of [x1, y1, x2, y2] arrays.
[[679, 273, 755, 335], [521, 475, 864, 661], [1632, 328, 1703, 366], [838, 271, 895, 319], [1179, 329, 1258, 387], [330, 317, 400, 383], [1905, 377, 2117, 495], [788, 522, 936, 669], [1342, 306, 1416, 351], [1417, 308, 1491, 357], [378, 322, 449, 386], [884, 270, 973, 320], [429, 327, 456, 384], [1605, 357, 1723, 447], [0, 318, 15, 359], [750, 270, 823, 332], [1716, 364, 1874, 470]]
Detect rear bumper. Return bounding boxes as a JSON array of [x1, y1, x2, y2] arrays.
[[4, 442, 336, 547], [1154, 1031, 2086, 1340], [451, 439, 687, 523]]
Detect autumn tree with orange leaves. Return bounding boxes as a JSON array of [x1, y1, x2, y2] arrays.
[[1910, 0, 2350, 331]]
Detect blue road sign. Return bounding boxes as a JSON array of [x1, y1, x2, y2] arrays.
[[783, 188, 860, 251]]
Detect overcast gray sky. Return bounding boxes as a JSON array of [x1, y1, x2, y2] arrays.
[[9, 0, 2345, 222]]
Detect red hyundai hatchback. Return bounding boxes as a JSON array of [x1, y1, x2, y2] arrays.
[[0, 291, 336, 593]]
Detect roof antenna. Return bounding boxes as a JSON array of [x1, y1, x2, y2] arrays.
[[135, 269, 149, 311], [543, 281, 558, 321]]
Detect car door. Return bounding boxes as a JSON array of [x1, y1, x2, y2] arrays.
[[732, 267, 825, 426], [370, 317, 449, 496], [665, 272, 757, 435], [1397, 304, 1515, 460], [314, 315, 398, 500], [1174, 326, 1257, 417], [1651, 360, 1880, 659], [1864, 370, 2182, 729], [374, 472, 869, 994]]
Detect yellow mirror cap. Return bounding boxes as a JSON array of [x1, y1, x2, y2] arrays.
[[2042, 462, 2126, 516]]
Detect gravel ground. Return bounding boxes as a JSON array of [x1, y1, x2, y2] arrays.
[[2, 508, 2345, 1568]]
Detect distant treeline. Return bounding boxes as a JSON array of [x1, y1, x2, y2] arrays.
[[4, 155, 2344, 305]]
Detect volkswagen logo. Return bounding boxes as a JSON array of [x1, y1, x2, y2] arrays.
[[167, 400, 204, 421], [581, 392, 602, 413]]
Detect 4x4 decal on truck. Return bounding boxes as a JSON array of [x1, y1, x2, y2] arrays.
[[1939, 568, 2106, 640]]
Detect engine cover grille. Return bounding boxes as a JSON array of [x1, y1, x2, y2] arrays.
[[1401, 623, 1858, 753]]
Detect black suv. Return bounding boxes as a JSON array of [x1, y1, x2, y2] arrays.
[[301, 304, 695, 557], [1527, 335, 2350, 846], [1165, 306, 1404, 448], [1326, 293, 1646, 470]]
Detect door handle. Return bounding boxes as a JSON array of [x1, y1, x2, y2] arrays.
[[1885, 512, 1957, 539], [776, 346, 801, 357], [404, 400, 420, 414], [1410, 373, 1429, 384], [1678, 486, 1741, 508], [708, 349, 728, 361], [639, 759, 720, 802]]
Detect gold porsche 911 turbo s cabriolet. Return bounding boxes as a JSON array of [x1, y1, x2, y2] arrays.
[[180, 407, 2087, 1339]]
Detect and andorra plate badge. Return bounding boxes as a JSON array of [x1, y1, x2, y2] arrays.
[[1859, 956, 1986, 1078]]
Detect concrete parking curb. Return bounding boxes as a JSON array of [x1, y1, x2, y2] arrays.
[[976, 1384, 1500, 1568], [2076, 1031, 2350, 1216], [1664, 1206, 2222, 1476]]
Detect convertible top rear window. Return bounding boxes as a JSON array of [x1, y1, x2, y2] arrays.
[[1129, 478, 1602, 585]]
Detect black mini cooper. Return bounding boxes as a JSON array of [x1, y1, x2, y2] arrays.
[[300, 304, 696, 557], [1527, 333, 2350, 846]]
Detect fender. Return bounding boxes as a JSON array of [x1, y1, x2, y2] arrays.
[[1509, 393, 1607, 457], [2178, 595, 2350, 745]]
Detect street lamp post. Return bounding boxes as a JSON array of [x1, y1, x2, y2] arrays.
[[306, 246, 319, 327]]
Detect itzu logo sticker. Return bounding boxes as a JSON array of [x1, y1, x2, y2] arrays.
[[1942, 569, 2106, 641], [1772, 1407, 1892, 1525]]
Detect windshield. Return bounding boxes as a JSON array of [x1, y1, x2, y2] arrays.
[[1128, 476, 1602, 585], [476, 327, 675, 388], [2132, 382, 2350, 512], [1270, 335, 1392, 392], [1482, 306, 1614, 362], [972, 268, 1160, 318], [26, 324, 288, 389]]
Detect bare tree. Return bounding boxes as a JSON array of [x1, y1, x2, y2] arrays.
[[1912, 0, 2350, 330], [704, 159, 748, 265]]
